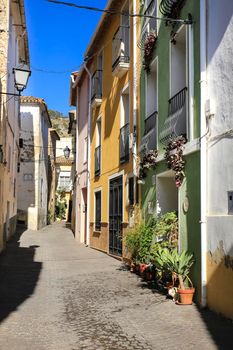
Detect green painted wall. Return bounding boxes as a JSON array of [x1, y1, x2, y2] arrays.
[[139, 0, 201, 301]]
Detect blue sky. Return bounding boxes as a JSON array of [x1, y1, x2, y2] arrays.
[[24, 0, 108, 116]]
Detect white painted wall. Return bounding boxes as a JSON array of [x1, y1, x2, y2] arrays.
[[206, 0, 233, 256], [18, 103, 49, 229]]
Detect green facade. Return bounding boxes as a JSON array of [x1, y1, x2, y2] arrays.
[[139, 0, 201, 301]]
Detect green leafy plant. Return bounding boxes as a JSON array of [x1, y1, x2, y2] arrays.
[[55, 190, 67, 220], [124, 219, 156, 264], [152, 248, 195, 290], [153, 211, 178, 247]]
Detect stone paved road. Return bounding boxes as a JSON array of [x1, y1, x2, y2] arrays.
[[0, 222, 232, 350]]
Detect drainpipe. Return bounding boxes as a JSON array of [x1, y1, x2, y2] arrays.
[[132, 0, 137, 178], [71, 73, 80, 241], [200, 0, 207, 308], [83, 63, 92, 246]]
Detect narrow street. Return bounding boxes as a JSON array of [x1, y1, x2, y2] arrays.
[[0, 222, 232, 350]]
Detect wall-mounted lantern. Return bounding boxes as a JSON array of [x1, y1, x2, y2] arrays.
[[63, 146, 71, 159]]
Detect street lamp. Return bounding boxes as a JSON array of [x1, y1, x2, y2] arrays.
[[0, 64, 31, 97], [13, 65, 31, 93], [63, 146, 71, 159]]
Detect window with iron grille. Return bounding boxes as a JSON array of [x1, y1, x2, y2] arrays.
[[128, 177, 134, 206], [95, 191, 101, 231]]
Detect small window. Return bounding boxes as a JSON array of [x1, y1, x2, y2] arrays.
[[84, 137, 88, 164], [95, 191, 101, 231], [128, 177, 134, 206], [23, 173, 33, 181]]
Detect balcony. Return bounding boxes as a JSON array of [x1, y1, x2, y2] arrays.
[[91, 70, 102, 108], [120, 123, 130, 163], [112, 26, 130, 78], [140, 111, 157, 151], [159, 0, 185, 19], [95, 145, 101, 177], [159, 87, 187, 145], [144, 111, 157, 135]]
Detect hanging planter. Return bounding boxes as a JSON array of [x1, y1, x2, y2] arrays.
[[139, 150, 158, 180], [143, 32, 157, 72], [164, 135, 186, 187]]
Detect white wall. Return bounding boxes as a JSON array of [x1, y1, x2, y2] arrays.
[[206, 0, 233, 256], [18, 104, 49, 229]]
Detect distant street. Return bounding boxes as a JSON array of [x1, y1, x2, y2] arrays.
[[0, 222, 232, 350]]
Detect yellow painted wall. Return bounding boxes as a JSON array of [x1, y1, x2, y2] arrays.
[[207, 250, 233, 320], [89, 2, 138, 252]]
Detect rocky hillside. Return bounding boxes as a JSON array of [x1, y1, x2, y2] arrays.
[[49, 109, 69, 137]]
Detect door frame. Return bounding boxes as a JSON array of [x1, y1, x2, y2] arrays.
[[108, 170, 124, 255]]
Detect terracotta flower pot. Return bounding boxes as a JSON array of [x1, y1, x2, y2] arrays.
[[139, 263, 149, 276], [177, 288, 195, 305]]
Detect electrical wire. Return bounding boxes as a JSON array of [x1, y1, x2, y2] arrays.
[[46, 0, 192, 24]]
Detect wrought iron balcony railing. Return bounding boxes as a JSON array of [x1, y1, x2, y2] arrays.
[[169, 87, 187, 114], [95, 145, 101, 176], [91, 70, 103, 102], [112, 26, 130, 72], [159, 87, 187, 144], [144, 111, 157, 135], [159, 0, 185, 19], [120, 123, 130, 163]]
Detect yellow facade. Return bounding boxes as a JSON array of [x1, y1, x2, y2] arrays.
[[88, 0, 140, 255]]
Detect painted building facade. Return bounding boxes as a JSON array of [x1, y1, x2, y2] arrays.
[[139, 0, 201, 300], [18, 97, 52, 230], [139, 0, 233, 318], [204, 0, 233, 319], [70, 70, 89, 244], [68, 110, 76, 231], [84, 0, 139, 256], [0, 0, 29, 251]]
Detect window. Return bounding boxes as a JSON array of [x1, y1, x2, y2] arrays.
[[143, 58, 158, 150], [120, 86, 130, 163], [8, 145, 11, 172], [95, 119, 101, 176], [128, 177, 134, 206], [84, 137, 88, 164], [23, 173, 33, 181], [143, 0, 157, 36], [95, 191, 101, 231]]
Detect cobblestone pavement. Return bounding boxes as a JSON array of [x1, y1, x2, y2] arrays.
[[0, 222, 232, 350]]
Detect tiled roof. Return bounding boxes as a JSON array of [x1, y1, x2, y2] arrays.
[[56, 156, 73, 165], [20, 96, 46, 105]]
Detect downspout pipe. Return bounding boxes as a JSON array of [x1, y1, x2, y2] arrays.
[[200, 0, 207, 308], [83, 62, 92, 246], [75, 89, 79, 240], [132, 0, 137, 178]]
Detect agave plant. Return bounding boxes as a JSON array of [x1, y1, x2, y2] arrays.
[[165, 249, 195, 289], [152, 247, 194, 289]]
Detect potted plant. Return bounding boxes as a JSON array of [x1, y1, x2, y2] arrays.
[[124, 224, 141, 272], [165, 249, 195, 305]]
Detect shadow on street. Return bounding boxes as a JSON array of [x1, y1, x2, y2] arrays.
[[0, 225, 42, 323]]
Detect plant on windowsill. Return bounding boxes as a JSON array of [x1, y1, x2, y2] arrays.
[[164, 135, 186, 188], [139, 149, 158, 180], [143, 32, 157, 72]]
